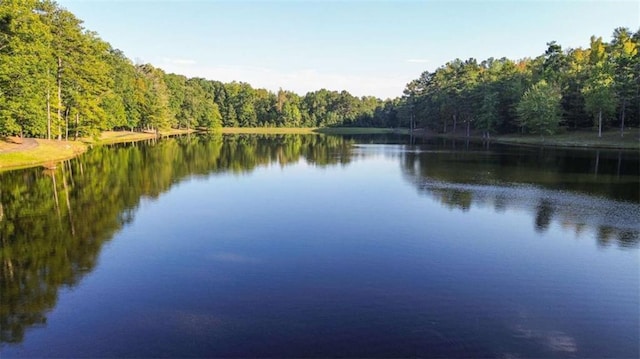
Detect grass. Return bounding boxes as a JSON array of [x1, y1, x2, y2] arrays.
[[494, 129, 640, 150], [0, 139, 87, 171], [0, 129, 194, 171], [426, 128, 640, 150]]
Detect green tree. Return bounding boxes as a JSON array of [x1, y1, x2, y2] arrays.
[[476, 91, 500, 138], [104, 49, 140, 131], [542, 41, 567, 85], [582, 36, 617, 138], [136, 64, 172, 132], [517, 80, 563, 136], [583, 73, 616, 138], [0, 0, 52, 137], [609, 27, 638, 136]]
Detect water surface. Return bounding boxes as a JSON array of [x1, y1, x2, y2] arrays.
[[1, 134, 638, 357]]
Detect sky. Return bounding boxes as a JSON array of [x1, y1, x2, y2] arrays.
[[56, 0, 639, 99]]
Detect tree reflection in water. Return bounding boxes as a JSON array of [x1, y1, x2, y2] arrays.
[[0, 134, 353, 344]]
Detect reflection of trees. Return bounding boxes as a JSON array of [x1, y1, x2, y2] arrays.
[[402, 141, 640, 202], [432, 189, 473, 212], [0, 134, 353, 344], [400, 144, 640, 248], [597, 227, 640, 248], [534, 199, 554, 233]]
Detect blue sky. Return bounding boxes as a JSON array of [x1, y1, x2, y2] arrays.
[[57, 0, 639, 99]]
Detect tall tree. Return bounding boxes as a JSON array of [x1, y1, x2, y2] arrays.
[[136, 64, 172, 132], [517, 80, 563, 136], [609, 27, 638, 136], [583, 36, 617, 138], [0, 0, 52, 137]]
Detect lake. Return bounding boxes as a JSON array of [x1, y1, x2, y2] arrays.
[[1, 134, 638, 358]]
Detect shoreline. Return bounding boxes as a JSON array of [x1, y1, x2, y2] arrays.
[[0, 129, 194, 172], [412, 129, 640, 151], [1, 128, 637, 172]]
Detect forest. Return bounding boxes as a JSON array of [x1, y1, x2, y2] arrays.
[[1, 0, 638, 138]]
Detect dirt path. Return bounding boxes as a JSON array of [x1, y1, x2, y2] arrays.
[[0, 138, 39, 153]]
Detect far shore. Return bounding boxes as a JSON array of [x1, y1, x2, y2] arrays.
[[416, 128, 640, 150], [1, 127, 638, 172]]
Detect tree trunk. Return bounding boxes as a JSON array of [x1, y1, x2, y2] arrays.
[[46, 86, 51, 140], [598, 109, 602, 138], [57, 56, 62, 141], [74, 113, 79, 140], [64, 108, 69, 141], [443, 118, 447, 133], [620, 99, 626, 138], [466, 121, 470, 137], [452, 114, 457, 133], [411, 112, 415, 132]]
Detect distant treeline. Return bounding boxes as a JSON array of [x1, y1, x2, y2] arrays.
[[1, 0, 638, 138], [403, 30, 640, 137]]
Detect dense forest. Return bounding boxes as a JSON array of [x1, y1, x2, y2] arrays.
[[403, 31, 640, 138], [1, 0, 638, 138]]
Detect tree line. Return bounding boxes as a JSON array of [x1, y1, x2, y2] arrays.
[[402, 29, 640, 137], [0, 0, 398, 138], [1, 0, 638, 138]]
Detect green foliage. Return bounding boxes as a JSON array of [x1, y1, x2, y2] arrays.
[[0, 1, 635, 138], [516, 80, 563, 136], [402, 27, 639, 137], [0, 0, 51, 137], [476, 91, 500, 135], [582, 36, 618, 136]]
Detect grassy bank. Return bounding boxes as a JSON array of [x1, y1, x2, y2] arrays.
[[424, 128, 640, 150], [0, 139, 87, 171], [0, 129, 194, 171], [494, 130, 640, 150]]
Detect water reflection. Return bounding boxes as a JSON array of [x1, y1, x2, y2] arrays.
[[0, 134, 638, 351], [395, 143, 639, 249], [0, 134, 353, 344]]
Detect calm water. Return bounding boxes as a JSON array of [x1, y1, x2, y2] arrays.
[[1, 134, 638, 358]]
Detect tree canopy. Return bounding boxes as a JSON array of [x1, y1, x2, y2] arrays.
[[0, 1, 637, 138]]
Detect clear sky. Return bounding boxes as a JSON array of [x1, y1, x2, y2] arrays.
[[56, 0, 639, 99]]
